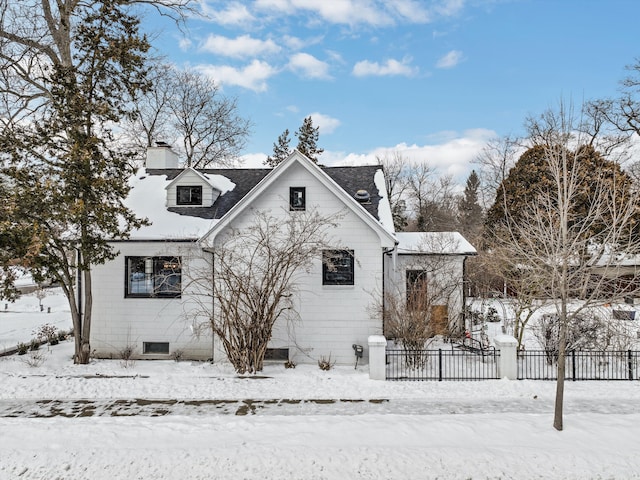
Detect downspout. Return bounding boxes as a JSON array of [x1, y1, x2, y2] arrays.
[[382, 242, 399, 335], [210, 250, 215, 364], [462, 255, 468, 334]]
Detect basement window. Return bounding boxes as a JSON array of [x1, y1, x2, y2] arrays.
[[143, 342, 170, 354], [265, 348, 289, 361]]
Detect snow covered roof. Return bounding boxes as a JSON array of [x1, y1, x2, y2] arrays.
[[164, 167, 232, 193], [123, 169, 219, 240], [395, 232, 477, 255], [122, 161, 395, 241]]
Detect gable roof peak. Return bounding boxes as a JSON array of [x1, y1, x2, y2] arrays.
[[164, 167, 220, 191]]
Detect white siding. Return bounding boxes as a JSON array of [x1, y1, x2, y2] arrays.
[[91, 241, 212, 360], [166, 170, 218, 207], [211, 162, 385, 365]]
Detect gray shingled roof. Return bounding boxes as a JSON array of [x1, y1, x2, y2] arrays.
[[147, 165, 383, 221]]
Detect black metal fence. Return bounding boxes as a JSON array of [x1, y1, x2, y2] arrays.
[[517, 350, 640, 381], [386, 348, 500, 381]]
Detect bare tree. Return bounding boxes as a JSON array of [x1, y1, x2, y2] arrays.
[[376, 151, 410, 231], [473, 135, 521, 210], [124, 65, 251, 168], [196, 209, 341, 374], [405, 162, 434, 231], [490, 101, 640, 430], [169, 69, 250, 168], [120, 62, 177, 159]]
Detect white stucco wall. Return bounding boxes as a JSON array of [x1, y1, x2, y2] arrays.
[[91, 241, 213, 360], [209, 162, 386, 366]]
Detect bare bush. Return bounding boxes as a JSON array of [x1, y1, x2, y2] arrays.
[[23, 350, 46, 368], [119, 344, 136, 369], [195, 208, 341, 374]]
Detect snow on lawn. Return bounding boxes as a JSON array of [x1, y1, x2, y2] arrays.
[[0, 287, 73, 354], [1, 293, 640, 479]]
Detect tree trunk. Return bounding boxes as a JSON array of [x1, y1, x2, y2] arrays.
[[553, 346, 566, 430], [553, 308, 568, 430], [77, 268, 93, 364]]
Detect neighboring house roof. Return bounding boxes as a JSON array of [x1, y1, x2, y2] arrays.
[[395, 232, 477, 256], [199, 151, 396, 247]]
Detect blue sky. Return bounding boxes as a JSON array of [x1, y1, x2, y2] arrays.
[[143, 0, 640, 181]]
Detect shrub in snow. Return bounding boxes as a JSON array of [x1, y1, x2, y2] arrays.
[[317, 355, 334, 371], [23, 350, 45, 368], [33, 323, 58, 345]]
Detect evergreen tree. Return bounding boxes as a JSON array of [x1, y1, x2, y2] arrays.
[[457, 170, 484, 242], [485, 144, 639, 245], [0, 0, 159, 364], [295, 116, 324, 163], [264, 129, 292, 167]]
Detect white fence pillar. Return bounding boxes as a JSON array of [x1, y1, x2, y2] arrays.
[[494, 334, 518, 380], [368, 335, 387, 380]]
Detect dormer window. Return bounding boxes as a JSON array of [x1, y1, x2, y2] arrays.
[[177, 186, 202, 205], [290, 187, 306, 211]]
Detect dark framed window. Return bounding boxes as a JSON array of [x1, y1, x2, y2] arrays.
[[177, 185, 203, 205], [322, 250, 354, 285], [289, 187, 306, 211], [406, 270, 428, 311], [143, 342, 170, 354], [125, 256, 181, 298]]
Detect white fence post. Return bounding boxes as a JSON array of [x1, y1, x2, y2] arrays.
[[368, 335, 387, 380], [494, 335, 518, 380]]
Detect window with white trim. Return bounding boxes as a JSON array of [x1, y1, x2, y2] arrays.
[[176, 185, 203, 205]]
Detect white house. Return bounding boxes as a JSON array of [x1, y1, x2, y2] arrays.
[[89, 146, 476, 365]]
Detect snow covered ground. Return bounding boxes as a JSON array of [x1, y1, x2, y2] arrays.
[[1, 289, 640, 479]]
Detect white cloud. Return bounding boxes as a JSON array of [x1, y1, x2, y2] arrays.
[[436, 50, 463, 69], [239, 152, 270, 168], [281, 34, 324, 51], [178, 37, 192, 51], [200, 34, 280, 58], [288, 53, 332, 79], [206, 0, 460, 28], [196, 60, 278, 92], [352, 58, 417, 77], [386, 0, 431, 22], [241, 129, 496, 185], [307, 112, 341, 134], [201, 1, 255, 26], [434, 0, 465, 17], [324, 129, 496, 183], [255, 0, 396, 26]]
